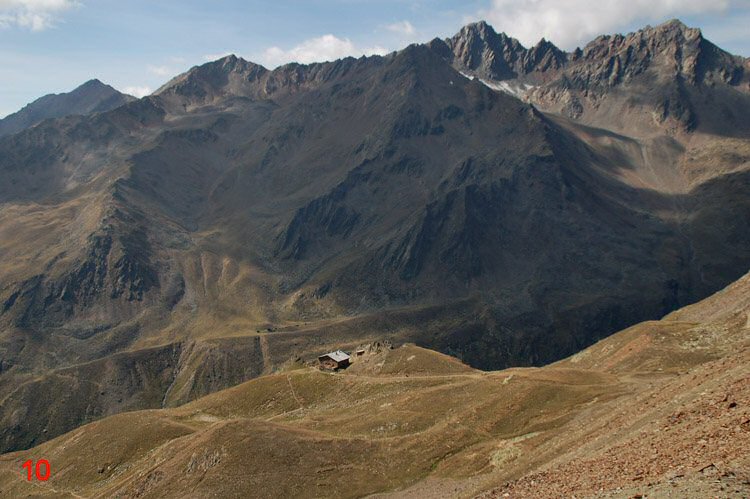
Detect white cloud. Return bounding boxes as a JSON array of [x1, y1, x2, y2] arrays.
[[260, 34, 388, 67], [122, 85, 152, 98], [384, 20, 416, 36], [0, 0, 79, 31], [148, 65, 172, 77], [476, 0, 734, 49]]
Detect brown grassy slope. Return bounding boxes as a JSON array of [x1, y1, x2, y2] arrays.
[[1, 261, 749, 498], [0, 344, 623, 498], [481, 340, 749, 498], [0, 300, 480, 454], [478, 276, 750, 498]]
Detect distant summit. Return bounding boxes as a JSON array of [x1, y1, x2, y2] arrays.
[[155, 55, 269, 101], [443, 20, 566, 80], [439, 18, 749, 133], [0, 79, 135, 137], [443, 18, 747, 87]]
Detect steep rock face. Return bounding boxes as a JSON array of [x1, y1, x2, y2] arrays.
[[531, 21, 750, 133], [444, 20, 750, 135], [447, 19, 749, 92], [5, 220, 159, 330], [0, 79, 135, 137], [276, 169, 365, 260], [569, 20, 747, 89], [447, 21, 528, 80], [0, 97, 172, 334], [444, 21, 567, 81], [524, 38, 568, 74], [0, 343, 181, 453], [530, 21, 750, 131], [0, 336, 266, 453]]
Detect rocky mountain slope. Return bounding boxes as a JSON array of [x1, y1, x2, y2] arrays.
[[0, 79, 135, 137], [0, 266, 747, 498], [443, 19, 750, 136], [0, 20, 748, 454]]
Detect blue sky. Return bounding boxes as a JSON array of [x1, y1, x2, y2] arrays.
[[1, 0, 748, 118]]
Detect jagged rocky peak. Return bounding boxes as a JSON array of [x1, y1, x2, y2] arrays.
[[205, 54, 267, 76], [77, 78, 108, 90], [452, 19, 518, 50], [582, 19, 700, 59], [577, 18, 747, 87], [446, 20, 567, 81], [651, 18, 703, 42], [524, 38, 568, 73], [520, 18, 750, 133], [156, 54, 269, 101], [447, 21, 527, 80], [445, 18, 747, 92]]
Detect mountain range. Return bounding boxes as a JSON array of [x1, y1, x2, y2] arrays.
[[0, 79, 134, 138], [0, 18, 748, 462]]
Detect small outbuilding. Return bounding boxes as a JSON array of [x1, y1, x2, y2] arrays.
[[318, 350, 351, 370]]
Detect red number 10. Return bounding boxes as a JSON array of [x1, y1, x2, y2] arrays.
[[22, 459, 50, 481]]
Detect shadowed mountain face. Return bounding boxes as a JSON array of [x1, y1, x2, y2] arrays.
[[0, 79, 135, 138], [0, 20, 749, 453]]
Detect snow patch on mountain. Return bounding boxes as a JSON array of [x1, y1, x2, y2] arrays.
[[479, 79, 535, 99], [457, 70, 534, 99]]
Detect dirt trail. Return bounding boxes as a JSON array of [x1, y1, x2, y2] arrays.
[[259, 334, 271, 374]]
